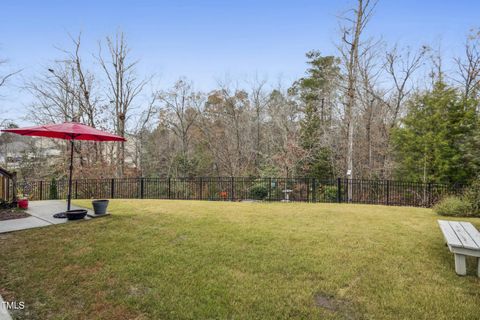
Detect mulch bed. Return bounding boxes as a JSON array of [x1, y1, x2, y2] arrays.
[[0, 208, 30, 221]]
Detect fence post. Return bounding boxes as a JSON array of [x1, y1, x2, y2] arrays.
[[168, 177, 171, 199], [230, 177, 234, 201], [140, 177, 144, 199], [3, 177, 8, 202], [306, 178, 310, 202], [337, 178, 341, 203], [199, 177, 203, 200], [39, 181, 43, 200], [386, 180, 390, 206], [427, 182, 433, 207], [312, 178, 317, 203], [268, 178, 272, 201], [111, 178, 115, 199], [3, 178, 7, 202], [75, 180, 78, 199]]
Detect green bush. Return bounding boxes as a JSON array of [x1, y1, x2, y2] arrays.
[[322, 185, 338, 202], [462, 180, 480, 215], [249, 184, 268, 200], [433, 196, 472, 217]]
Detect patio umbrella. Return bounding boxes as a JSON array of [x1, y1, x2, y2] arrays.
[[1, 122, 126, 214]]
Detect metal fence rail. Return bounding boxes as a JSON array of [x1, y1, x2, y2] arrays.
[[23, 177, 466, 207]]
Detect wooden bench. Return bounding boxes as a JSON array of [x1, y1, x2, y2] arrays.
[[438, 220, 480, 276]]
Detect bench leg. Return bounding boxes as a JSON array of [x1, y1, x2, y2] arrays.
[[478, 258, 480, 277], [454, 254, 466, 276]]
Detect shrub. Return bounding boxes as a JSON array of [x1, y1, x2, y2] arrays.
[[462, 180, 480, 215], [322, 185, 338, 202], [249, 184, 268, 200], [433, 196, 472, 217]]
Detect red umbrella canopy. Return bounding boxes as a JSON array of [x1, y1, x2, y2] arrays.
[[1, 122, 126, 141]]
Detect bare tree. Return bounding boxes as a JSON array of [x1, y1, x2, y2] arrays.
[[356, 39, 385, 178], [27, 64, 78, 123], [0, 58, 21, 89], [0, 57, 21, 123], [248, 76, 268, 171], [354, 43, 427, 177], [67, 34, 100, 127], [338, 0, 377, 200], [157, 79, 203, 176], [383, 45, 427, 128], [196, 79, 257, 176], [98, 31, 150, 177], [454, 29, 480, 100], [25, 34, 112, 178], [27, 34, 101, 126], [264, 87, 304, 177], [130, 94, 157, 176]]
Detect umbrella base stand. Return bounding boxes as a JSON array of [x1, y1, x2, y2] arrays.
[[53, 212, 68, 219]]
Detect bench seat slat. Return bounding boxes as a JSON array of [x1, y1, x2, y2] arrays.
[[460, 222, 480, 248], [438, 220, 463, 247], [449, 221, 480, 250]]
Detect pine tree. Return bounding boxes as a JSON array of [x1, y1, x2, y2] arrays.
[[392, 82, 479, 184], [292, 51, 340, 179]]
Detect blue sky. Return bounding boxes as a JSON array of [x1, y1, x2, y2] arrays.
[[1, 0, 480, 123]]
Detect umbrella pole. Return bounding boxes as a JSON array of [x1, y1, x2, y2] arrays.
[[67, 139, 74, 211]]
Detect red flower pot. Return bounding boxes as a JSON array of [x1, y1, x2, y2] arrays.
[[18, 198, 29, 209]]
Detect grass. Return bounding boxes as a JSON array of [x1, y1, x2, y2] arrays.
[[1, 200, 480, 319]]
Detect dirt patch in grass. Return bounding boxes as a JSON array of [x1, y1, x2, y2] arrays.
[[314, 292, 360, 319], [314, 293, 340, 311], [0, 208, 29, 221], [128, 285, 151, 297]]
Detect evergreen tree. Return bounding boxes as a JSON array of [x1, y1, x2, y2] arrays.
[[49, 178, 58, 200], [291, 51, 340, 179], [392, 82, 479, 184]]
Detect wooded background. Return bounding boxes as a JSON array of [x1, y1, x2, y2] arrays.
[[1, 0, 480, 186]]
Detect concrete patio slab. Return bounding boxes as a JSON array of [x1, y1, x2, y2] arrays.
[[0, 295, 12, 320], [0, 200, 94, 234], [0, 216, 50, 234], [26, 200, 93, 225]]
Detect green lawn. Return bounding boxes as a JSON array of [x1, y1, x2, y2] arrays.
[[1, 200, 480, 319]]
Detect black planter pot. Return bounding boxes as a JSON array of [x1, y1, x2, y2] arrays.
[[66, 209, 87, 220], [92, 199, 109, 215]]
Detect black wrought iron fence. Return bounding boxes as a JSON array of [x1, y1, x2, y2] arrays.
[[24, 177, 466, 207]]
